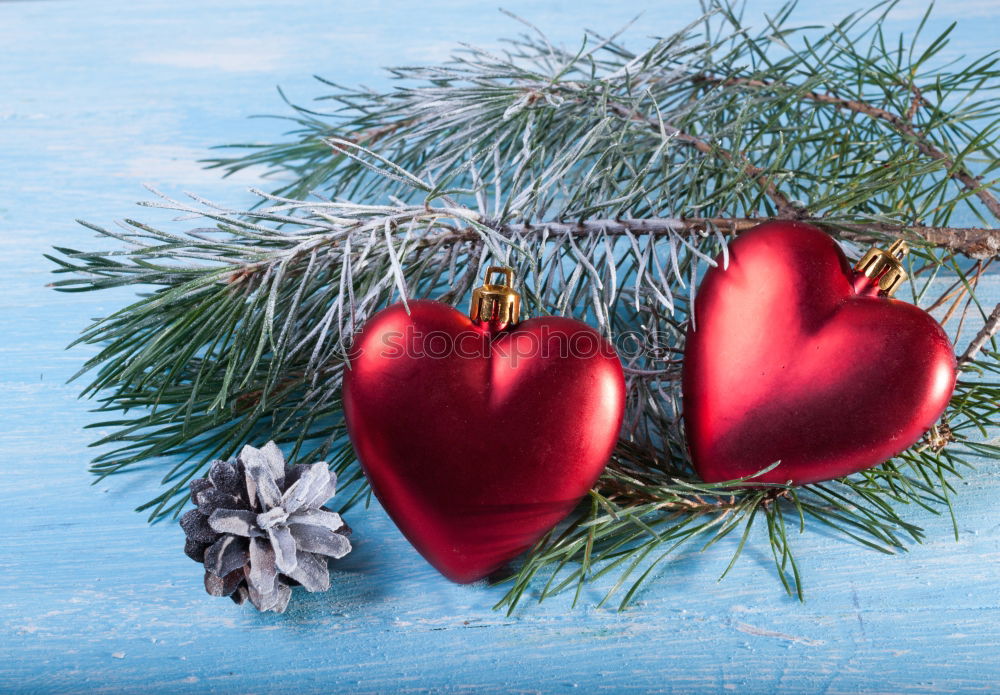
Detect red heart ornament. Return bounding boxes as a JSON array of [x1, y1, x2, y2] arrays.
[[683, 221, 956, 485], [342, 300, 625, 583]]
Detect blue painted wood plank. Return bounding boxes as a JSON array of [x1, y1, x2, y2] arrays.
[[1, 1, 998, 693]]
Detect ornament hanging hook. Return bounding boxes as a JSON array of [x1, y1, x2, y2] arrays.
[[853, 239, 909, 297], [470, 266, 520, 325]]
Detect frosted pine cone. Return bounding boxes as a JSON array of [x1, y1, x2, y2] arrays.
[[180, 442, 351, 613]]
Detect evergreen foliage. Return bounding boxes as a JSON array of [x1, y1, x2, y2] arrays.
[[49, 1, 1000, 609]]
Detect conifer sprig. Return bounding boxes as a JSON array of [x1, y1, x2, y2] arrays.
[[50, 1, 1000, 606]]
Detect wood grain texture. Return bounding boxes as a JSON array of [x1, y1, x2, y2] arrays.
[[1, 1, 998, 693]]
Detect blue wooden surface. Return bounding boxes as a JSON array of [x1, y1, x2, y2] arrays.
[[2, 2, 999, 693]]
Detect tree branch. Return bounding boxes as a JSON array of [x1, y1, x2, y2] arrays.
[[602, 99, 799, 219], [697, 76, 1000, 222], [484, 217, 999, 259], [958, 302, 1000, 367]]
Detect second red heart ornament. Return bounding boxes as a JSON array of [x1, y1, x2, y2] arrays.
[[342, 268, 625, 583], [683, 220, 957, 485]]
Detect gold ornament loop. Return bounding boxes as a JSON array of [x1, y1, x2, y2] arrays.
[[853, 239, 908, 297], [470, 266, 520, 325]]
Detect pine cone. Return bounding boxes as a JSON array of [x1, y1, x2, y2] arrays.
[[180, 442, 352, 613]]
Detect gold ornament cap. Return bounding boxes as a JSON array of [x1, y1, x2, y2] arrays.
[[470, 266, 520, 325], [853, 239, 908, 297]]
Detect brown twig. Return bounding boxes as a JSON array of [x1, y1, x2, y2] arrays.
[[349, 120, 409, 147], [221, 216, 999, 291], [904, 79, 925, 122], [958, 302, 1000, 367], [485, 217, 999, 259], [604, 100, 799, 219], [698, 76, 1000, 222]]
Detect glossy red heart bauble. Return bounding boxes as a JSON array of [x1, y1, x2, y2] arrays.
[[342, 300, 625, 582], [683, 221, 956, 485]]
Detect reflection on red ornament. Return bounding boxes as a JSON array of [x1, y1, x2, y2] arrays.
[[683, 221, 956, 485], [343, 268, 625, 582]]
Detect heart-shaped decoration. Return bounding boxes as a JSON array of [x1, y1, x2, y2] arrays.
[[683, 221, 956, 485], [343, 299, 624, 582]]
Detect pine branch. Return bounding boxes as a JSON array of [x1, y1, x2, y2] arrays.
[[601, 99, 799, 218], [698, 75, 1000, 222], [154, 205, 998, 264], [959, 303, 1000, 366], [50, 1, 1000, 607], [497, 218, 1000, 259]]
